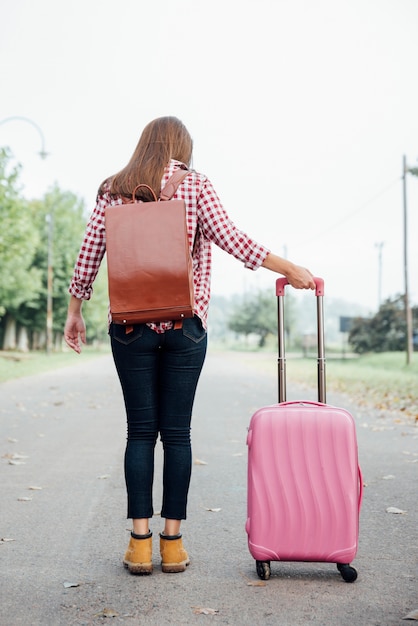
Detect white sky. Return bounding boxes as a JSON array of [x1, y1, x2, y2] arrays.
[[1, 0, 417, 313]]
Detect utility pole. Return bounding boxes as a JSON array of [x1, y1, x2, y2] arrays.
[[402, 155, 413, 365], [375, 242, 384, 310]]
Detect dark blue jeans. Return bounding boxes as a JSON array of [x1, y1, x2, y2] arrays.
[[109, 317, 207, 521]]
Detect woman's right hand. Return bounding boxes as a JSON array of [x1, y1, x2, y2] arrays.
[[64, 296, 86, 353], [64, 313, 86, 353], [262, 253, 316, 290], [284, 264, 316, 290]]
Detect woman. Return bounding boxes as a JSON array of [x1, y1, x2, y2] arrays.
[[64, 116, 315, 575]]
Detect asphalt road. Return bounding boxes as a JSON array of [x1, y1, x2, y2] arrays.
[[0, 349, 417, 626]]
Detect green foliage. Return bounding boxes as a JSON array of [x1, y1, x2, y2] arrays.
[[348, 295, 417, 353], [228, 290, 274, 347], [0, 148, 110, 349], [82, 260, 110, 344], [0, 148, 42, 316], [287, 351, 418, 419], [27, 184, 87, 334]]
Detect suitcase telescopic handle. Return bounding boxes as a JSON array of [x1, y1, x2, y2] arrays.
[[275, 277, 326, 404], [276, 276, 324, 297]]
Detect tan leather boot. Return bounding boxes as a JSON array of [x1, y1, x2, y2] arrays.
[[159, 533, 190, 573], [123, 532, 153, 574]]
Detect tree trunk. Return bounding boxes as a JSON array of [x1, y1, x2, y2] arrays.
[[54, 332, 62, 352], [3, 316, 17, 350], [17, 326, 29, 352]]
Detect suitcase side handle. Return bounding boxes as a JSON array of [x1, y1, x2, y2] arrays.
[[358, 465, 364, 510], [276, 276, 324, 297]]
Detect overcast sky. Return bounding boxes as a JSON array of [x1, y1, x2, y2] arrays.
[[1, 0, 417, 312]]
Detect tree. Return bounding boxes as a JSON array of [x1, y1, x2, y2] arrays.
[[82, 260, 111, 345], [0, 148, 42, 348], [228, 290, 274, 347], [348, 295, 417, 354], [227, 288, 297, 347], [28, 184, 109, 347]]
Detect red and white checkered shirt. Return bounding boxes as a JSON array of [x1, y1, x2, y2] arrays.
[[69, 159, 270, 333]]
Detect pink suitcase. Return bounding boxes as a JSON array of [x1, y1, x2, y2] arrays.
[[246, 277, 363, 582]]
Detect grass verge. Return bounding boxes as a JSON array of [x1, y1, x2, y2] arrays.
[[223, 349, 418, 423], [290, 352, 418, 419], [0, 347, 110, 383]]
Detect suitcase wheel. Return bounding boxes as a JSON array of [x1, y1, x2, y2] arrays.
[[256, 560, 271, 580], [337, 563, 358, 583]]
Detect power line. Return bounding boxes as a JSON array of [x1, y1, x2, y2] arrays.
[[295, 176, 400, 248]]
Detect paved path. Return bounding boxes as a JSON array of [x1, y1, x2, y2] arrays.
[[0, 350, 417, 625]]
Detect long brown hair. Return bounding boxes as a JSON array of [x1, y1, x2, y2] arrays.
[[108, 116, 193, 201]]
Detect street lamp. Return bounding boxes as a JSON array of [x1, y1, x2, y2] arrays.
[[0, 116, 52, 353], [0, 116, 48, 159]]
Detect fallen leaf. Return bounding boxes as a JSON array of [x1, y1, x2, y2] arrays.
[[240, 572, 267, 587], [94, 608, 119, 618], [192, 607, 219, 615], [194, 458, 208, 465], [403, 609, 418, 620], [386, 507, 407, 514], [247, 580, 267, 587], [63, 581, 80, 588]]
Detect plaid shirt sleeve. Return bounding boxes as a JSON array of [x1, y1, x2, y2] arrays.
[[68, 186, 114, 300], [197, 176, 269, 270]]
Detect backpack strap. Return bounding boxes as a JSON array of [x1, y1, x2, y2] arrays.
[[160, 165, 198, 256], [162, 166, 192, 331], [159, 167, 189, 201]]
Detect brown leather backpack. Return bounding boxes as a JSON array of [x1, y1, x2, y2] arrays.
[[105, 168, 194, 326]]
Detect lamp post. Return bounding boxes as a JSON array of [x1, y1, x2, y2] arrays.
[[46, 212, 53, 355], [0, 116, 48, 159], [0, 116, 51, 353]]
